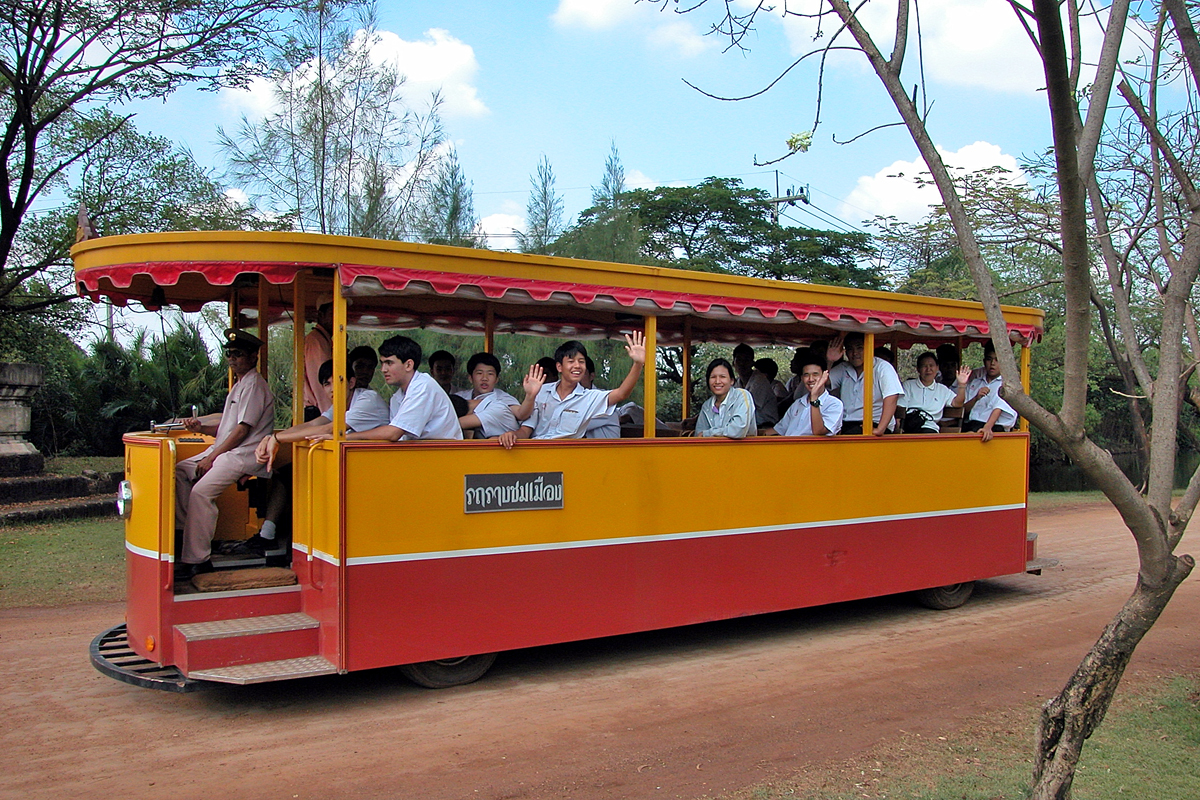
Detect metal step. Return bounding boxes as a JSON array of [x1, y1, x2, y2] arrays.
[[175, 612, 318, 642], [189, 655, 338, 685], [1026, 556, 1059, 574], [90, 624, 202, 693]]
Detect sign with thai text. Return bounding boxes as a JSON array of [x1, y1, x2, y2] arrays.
[[464, 472, 564, 513]]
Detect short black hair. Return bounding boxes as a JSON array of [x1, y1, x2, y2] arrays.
[[428, 349, 455, 368], [466, 352, 502, 374], [348, 345, 377, 366], [843, 332, 865, 347], [983, 342, 997, 357], [585, 355, 597, 374], [379, 335, 422, 366], [536, 357, 560, 379], [705, 358, 734, 382], [554, 340, 587, 363], [917, 351, 939, 368], [754, 358, 778, 381], [733, 343, 754, 359], [797, 350, 827, 372], [317, 359, 334, 384]]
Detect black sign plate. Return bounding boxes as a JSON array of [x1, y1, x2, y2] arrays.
[[464, 472, 564, 514]]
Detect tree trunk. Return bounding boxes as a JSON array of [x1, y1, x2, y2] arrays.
[[1031, 553, 1194, 799]]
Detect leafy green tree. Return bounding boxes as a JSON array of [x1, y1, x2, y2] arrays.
[[0, 0, 300, 320], [220, 0, 445, 239], [553, 143, 643, 264], [517, 155, 565, 254], [419, 149, 485, 247]]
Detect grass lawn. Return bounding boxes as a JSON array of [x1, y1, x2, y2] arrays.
[[732, 674, 1200, 800], [0, 517, 125, 608], [42, 456, 125, 476]]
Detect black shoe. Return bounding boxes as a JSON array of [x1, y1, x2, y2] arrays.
[[221, 534, 276, 556], [174, 560, 214, 580]]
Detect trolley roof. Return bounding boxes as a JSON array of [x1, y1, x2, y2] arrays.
[[72, 231, 1044, 347]]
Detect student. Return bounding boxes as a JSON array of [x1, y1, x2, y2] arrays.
[[498, 333, 646, 447], [302, 297, 334, 420], [455, 352, 538, 438], [535, 356, 560, 384], [349, 345, 379, 390], [582, 356, 621, 438], [238, 358, 389, 555], [898, 352, 971, 433], [962, 345, 1018, 442], [827, 332, 903, 436], [312, 336, 462, 442], [763, 352, 843, 436], [428, 350, 458, 394], [694, 358, 756, 439], [732, 343, 779, 428], [756, 357, 789, 400], [174, 329, 275, 578]]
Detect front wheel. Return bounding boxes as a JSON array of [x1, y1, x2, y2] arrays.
[[915, 581, 975, 610], [399, 653, 498, 688]]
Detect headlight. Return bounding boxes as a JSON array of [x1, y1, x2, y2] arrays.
[[116, 480, 133, 519]]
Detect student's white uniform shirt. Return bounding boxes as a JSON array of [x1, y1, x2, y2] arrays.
[[966, 374, 1018, 429], [585, 414, 621, 438], [388, 372, 464, 440], [900, 379, 957, 432], [774, 390, 843, 436], [828, 359, 903, 425], [320, 388, 391, 433], [526, 382, 616, 439], [454, 388, 520, 437]]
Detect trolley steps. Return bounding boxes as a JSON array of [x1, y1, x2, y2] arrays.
[[171, 612, 330, 680]]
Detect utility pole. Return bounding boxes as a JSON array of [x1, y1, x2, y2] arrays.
[[766, 170, 810, 224]]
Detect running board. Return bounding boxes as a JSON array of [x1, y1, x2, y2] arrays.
[[90, 624, 202, 693], [189, 655, 338, 685], [172, 612, 320, 673], [1026, 557, 1059, 575]]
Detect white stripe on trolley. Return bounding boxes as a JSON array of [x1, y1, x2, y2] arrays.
[[344, 503, 1026, 567]]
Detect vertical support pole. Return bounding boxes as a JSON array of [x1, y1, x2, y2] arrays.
[[485, 306, 495, 354], [1019, 340, 1032, 433], [292, 272, 307, 426], [681, 317, 693, 420], [257, 275, 270, 379], [862, 332, 875, 435], [227, 295, 239, 391], [332, 276, 348, 443], [642, 316, 657, 438]]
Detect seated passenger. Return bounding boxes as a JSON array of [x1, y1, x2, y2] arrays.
[[694, 358, 756, 439], [763, 352, 843, 436], [536, 356, 560, 384], [756, 357, 789, 400], [962, 344, 1017, 442], [582, 356, 620, 438], [174, 329, 275, 578], [898, 352, 971, 433], [498, 333, 646, 448], [239, 358, 389, 555], [455, 352, 537, 439], [349, 345, 379, 390], [732, 343, 779, 428], [313, 336, 463, 442], [827, 332, 903, 436], [428, 349, 458, 394]]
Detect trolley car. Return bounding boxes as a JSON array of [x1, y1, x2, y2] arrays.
[[74, 232, 1048, 691]]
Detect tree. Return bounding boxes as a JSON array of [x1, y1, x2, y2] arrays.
[[219, 0, 445, 239], [658, 1, 1198, 797], [0, 0, 299, 319], [516, 155, 564, 254], [418, 149, 484, 248], [553, 143, 643, 264]]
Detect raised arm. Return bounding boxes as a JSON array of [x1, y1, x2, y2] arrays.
[[949, 365, 972, 408], [509, 364, 545, 422], [604, 331, 647, 407]]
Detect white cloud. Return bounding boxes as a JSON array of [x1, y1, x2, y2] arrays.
[[370, 29, 488, 118], [480, 213, 525, 251], [220, 28, 487, 120], [625, 168, 658, 189], [841, 141, 1024, 224], [553, 0, 712, 58], [552, 0, 639, 30], [646, 20, 715, 58], [224, 187, 250, 205]]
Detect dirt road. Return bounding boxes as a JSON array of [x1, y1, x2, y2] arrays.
[[1, 503, 1197, 800]]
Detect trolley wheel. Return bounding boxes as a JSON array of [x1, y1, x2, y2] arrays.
[[399, 653, 498, 689], [915, 581, 975, 610]]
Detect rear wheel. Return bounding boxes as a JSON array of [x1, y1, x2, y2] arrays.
[[399, 653, 498, 688], [915, 581, 975, 610]]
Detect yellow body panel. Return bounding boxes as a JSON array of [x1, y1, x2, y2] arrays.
[[337, 435, 1028, 561], [124, 439, 167, 555]]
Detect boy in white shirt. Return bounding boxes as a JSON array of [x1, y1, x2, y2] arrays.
[[962, 345, 1018, 442], [455, 352, 537, 439]]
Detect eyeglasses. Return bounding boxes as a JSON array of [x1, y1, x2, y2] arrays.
[[224, 349, 249, 359]]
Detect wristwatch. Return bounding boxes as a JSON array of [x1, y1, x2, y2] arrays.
[[810, 397, 821, 408]]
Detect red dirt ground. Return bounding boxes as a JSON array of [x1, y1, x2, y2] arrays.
[[1, 503, 1196, 800]]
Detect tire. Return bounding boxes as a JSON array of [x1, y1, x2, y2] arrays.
[[915, 581, 975, 610], [398, 653, 498, 689]]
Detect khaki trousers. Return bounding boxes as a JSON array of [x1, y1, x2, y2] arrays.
[[175, 449, 262, 564]]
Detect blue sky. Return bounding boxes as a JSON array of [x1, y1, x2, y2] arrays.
[[119, 0, 1084, 248]]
